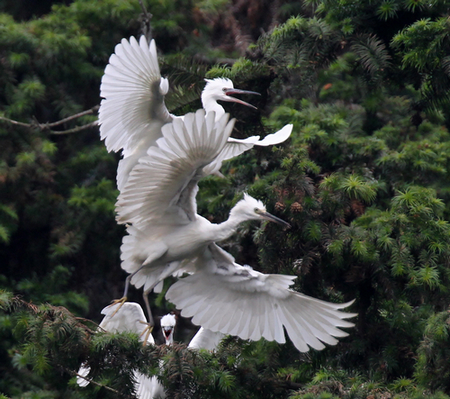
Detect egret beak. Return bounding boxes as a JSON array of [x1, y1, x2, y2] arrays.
[[258, 210, 291, 228], [163, 327, 173, 339], [224, 88, 260, 110]]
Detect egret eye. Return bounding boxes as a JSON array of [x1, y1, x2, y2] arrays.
[[254, 208, 260, 213], [222, 87, 228, 92]]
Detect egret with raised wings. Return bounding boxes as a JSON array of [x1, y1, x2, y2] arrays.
[[99, 35, 292, 190], [115, 109, 290, 324], [166, 243, 356, 353]]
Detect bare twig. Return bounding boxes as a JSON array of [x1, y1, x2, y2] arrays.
[[49, 120, 99, 135], [138, 0, 153, 42], [0, 117, 31, 128], [46, 105, 99, 127], [0, 105, 99, 135]]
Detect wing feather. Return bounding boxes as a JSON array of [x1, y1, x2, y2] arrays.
[[166, 244, 355, 353], [99, 36, 172, 156], [116, 110, 235, 225], [203, 124, 293, 175]]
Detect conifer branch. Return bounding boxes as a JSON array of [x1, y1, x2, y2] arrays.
[[0, 106, 99, 135], [67, 368, 127, 396]]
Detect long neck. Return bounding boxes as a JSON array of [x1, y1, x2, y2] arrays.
[[210, 212, 251, 242], [201, 97, 225, 121]]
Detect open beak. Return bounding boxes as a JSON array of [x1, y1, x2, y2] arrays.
[[163, 327, 173, 339], [224, 88, 260, 110], [259, 211, 291, 228]]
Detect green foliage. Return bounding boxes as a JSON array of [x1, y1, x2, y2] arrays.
[[3, 0, 450, 398], [415, 311, 450, 392]]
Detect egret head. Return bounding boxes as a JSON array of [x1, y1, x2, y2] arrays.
[[230, 193, 290, 227], [202, 78, 260, 110], [160, 313, 176, 345]]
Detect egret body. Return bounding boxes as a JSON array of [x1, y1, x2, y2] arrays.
[[115, 110, 289, 323], [99, 36, 292, 190], [76, 302, 166, 399]]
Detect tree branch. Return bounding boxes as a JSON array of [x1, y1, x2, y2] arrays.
[[67, 368, 129, 397], [0, 105, 99, 135], [46, 105, 99, 127], [48, 120, 99, 135], [0, 117, 31, 129], [138, 0, 153, 42]]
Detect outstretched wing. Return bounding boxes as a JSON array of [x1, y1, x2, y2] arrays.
[[204, 124, 293, 175], [166, 244, 356, 353], [99, 36, 172, 156], [116, 109, 235, 226]]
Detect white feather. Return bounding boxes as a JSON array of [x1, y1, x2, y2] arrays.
[[76, 303, 164, 398], [166, 244, 356, 353]]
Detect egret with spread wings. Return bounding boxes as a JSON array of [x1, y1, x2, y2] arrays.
[[99, 36, 292, 190], [167, 243, 356, 353], [115, 109, 290, 324]]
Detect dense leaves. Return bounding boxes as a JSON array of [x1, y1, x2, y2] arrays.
[[2, 0, 450, 398]]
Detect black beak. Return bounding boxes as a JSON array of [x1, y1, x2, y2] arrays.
[[224, 88, 260, 109], [259, 211, 291, 228]]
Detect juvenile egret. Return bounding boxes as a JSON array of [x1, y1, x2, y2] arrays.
[[160, 313, 176, 345], [76, 302, 167, 398], [76, 304, 219, 398], [115, 109, 289, 323], [166, 243, 356, 353], [99, 36, 292, 190], [159, 313, 225, 352]]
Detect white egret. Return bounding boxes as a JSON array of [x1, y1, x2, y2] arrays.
[[76, 302, 168, 398], [115, 109, 290, 324], [99, 35, 292, 190], [159, 312, 225, 352], [160, 313, 176, 346], [166, 243, 356, 353], [188, 327, 225, 351]]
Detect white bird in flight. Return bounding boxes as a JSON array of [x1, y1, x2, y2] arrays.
[[98, 35, 292, 190], [115, 109, 290, 324], [166, 243, 356, 353], [98, 36, 355, 354]]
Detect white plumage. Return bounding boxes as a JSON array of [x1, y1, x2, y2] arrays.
[[116, 110, 289, 314], [76, 303, 165, 399], [98, 36, 292, 190], [166, 244, 356, 353], [98, 35, 355, 359], [188, 327, 225, 351]]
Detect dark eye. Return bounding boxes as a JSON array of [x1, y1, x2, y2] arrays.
[[222, 87, 227, 92], [254, 208, 259, 213]]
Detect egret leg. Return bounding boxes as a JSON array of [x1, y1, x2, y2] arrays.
[[140, 261, 181, 327], [137, 289, 157, 346], [138, 320, 154, 345], [107, 263, 150, 316], [143, 288, 155, 328]]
